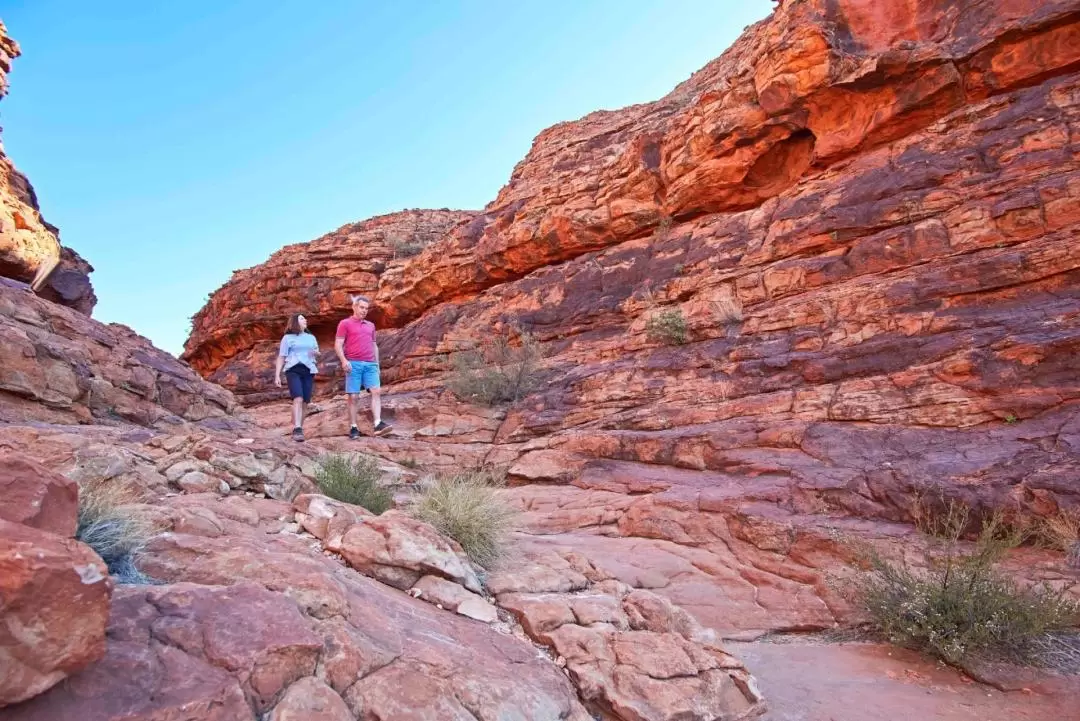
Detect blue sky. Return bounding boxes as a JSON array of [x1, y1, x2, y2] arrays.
[[2, 1, 772, 355]]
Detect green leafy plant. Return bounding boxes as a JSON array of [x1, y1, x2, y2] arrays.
[[412, 470, 513, 568], [646, 308, 689, 345], [447, 329, 542, 406], [314, 454, 393, 514], [851, 500, 1079, 665]]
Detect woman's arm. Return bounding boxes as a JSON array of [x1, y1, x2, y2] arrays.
[[274, 354, 285, 387]]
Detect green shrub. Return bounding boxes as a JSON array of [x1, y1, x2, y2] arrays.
[[447, 330, 541, 406], [852, 502, 1080, 665], [646, 309, 689, 345], [412, 470, 513, 568], [314, 454, 393, 514], [77, 480, 160, 584]]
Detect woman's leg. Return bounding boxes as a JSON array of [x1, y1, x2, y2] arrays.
[[292, 396, 304, 429]]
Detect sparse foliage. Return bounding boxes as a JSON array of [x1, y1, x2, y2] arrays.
[[314, 454, 393, 514], [447, 329, 542, 406], [77, 479, 161, 584], [412, 469, 513, 568], [850, 499, 1080, 665], [646, 309, 689, 345], [712, 291, 743, 325], [387, 234, 428, 259], [654, 215, 674, 241], [1037, 508, 1080, 569]]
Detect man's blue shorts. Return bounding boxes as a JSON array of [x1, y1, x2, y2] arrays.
[[345, 361, 380, 394]]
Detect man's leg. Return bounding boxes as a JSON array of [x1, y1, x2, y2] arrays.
[[370, 388, 382, 427], [347, 393, 359, 428]]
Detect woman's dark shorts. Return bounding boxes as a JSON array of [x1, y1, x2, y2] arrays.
[[285, 364, 314, 403]]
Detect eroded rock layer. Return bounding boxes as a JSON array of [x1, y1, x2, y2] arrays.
[[183, 209, 475, 401]]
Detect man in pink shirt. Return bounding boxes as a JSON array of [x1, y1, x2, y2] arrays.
[[335, 295, 392, 438]]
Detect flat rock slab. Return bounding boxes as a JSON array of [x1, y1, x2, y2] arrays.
[[729, 640, 1077, 721]]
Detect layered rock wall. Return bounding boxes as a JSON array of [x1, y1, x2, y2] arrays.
[[184, 209, 474, 402], [187, 0, 1080, 517]]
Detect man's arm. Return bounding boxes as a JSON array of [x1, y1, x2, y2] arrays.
[[335, 337, 349, 370], [373, 342, 380, 365]]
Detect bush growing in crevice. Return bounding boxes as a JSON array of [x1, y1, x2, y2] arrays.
[[447, 329, 542, 406], [411, 469, 513, 568], [76, 479, 161, 584], [849, 500, 1080, 666], [314, 454, 393, 514], [646, 308, 689, 345]]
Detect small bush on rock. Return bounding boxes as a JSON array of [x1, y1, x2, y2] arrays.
[[447, 329, 541, 406], [413, 470, 513, 568], [646, 308, 689, 345], [77, 480, 160, 584], [314, 454, 393, 514], [851, 501, 1080, 665]]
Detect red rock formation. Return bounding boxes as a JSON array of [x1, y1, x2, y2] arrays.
[[0, 453, 78, 535], [0, 23, 96, 314], [0, 454, 111, 708], [182, 209, 474, 402], [0, 278, 240, 427], [217, 0, 1080, 684]]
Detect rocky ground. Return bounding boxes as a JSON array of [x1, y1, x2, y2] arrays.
[[4, 0, 1080, 719]]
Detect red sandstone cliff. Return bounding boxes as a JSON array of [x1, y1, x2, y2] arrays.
[[187, 0, 1080, 645], [183, 208, 474, 402], [3, 2, 1080, 718], [0, 22, 96, 314]]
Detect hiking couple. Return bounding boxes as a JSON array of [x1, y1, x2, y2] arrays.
[[274, 294, 392, 442]]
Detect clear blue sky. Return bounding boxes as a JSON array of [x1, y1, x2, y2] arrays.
[[2, 1, 772, 355]]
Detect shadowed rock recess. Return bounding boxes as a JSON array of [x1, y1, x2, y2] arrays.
[[3, 0, 1080, 719]]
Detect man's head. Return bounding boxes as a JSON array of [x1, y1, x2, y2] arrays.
[[350, 295, 371, 320]]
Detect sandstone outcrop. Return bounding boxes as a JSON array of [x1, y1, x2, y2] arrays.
[[0, 454, 112, 708], [5, 0, 1080, 718], [0, 23, 95, 314], [183, 209, 475, 402], [0, 279, 239, 427]]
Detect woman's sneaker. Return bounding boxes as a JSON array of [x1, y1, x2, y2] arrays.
[[291, 427, 305, 442], [373, 421, 393, 437], [349, 426, 361, 440]]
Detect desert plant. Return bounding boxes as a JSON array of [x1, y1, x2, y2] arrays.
[[646, 308, 689, 345], [851, 501, 1079, 665], [654, 215, 674, 241], [712, 291, 743, 325], [1038, 508, 1080, 569], [412, 470, 513, 568], [447, 329, 542, 406], [314, 454, 393, 514], [387, 234, 427, 259], [76, 479, 161, 584]]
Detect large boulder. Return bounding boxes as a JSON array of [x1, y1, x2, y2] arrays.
[[0, 519, 111, 706], [0, 451, 79, 536]]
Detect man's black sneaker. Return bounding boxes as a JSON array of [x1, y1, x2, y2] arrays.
[[373, 421, 393, 437], [291, 427, 305, 442], [349, 426, 361, 440]]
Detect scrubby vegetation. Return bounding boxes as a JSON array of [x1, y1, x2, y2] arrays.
[[76, 479, 160, 584], [314, 454, 393, 514], [851, 500, 1079, 666], [412, 469, 513, 568], [646, 308, 689, 345], [447, 329, 542, 406]]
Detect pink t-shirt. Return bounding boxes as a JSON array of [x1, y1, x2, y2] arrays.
[[336, 317, 376, 362]]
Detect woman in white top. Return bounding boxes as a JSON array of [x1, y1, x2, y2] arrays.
[[275, 313, 319, 441]]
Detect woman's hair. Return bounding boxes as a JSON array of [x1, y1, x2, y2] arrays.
[[285, 313, 308, 335]]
